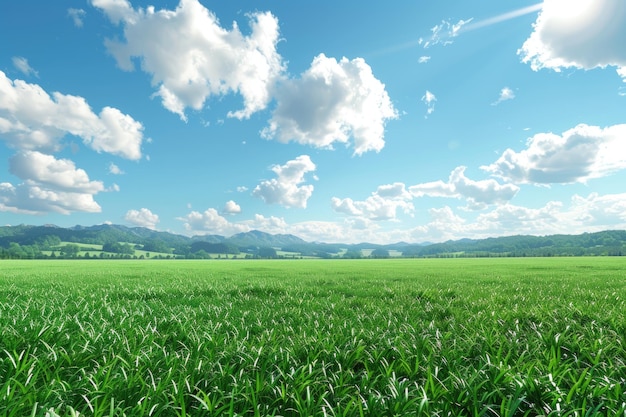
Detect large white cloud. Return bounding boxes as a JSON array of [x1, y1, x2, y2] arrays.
[[410, 166, 519, 209], [0, 71, 143, 159], [93, 0, 284, 121], [0, 151, 108, 215], [262, 54, 398, 155], [482, 124, 626, 184], [0, 182, 102, 215], [125, 208, 159, 229], [9, 151, 104, 194], [519, 0, 626, 80], [253, 155, 316, 208]]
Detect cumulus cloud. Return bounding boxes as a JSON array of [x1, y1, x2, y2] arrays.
[[178, 207, 251, 236], [125, 208, 159, 229], [519, 0, 626, 80], [93, 0, 284, 120], [68, 8, 87, 27], [0, 182, 102, 215], [482, 124, 626, 184], [12, 57, 38, 77], [332, 182, 414, 221], [421, 90, 436, 116], [253, 155, 316, 208], [492, 87, 515, 105], [262, 54, 398, 155], [0, 151, 109, 215], [410, 166, 519, 209], [9, 151, 104, 194], [0, 71, 144, 159], [223, 200, 241, 215]]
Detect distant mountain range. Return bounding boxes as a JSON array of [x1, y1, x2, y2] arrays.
[[1, 224, 626, 258]]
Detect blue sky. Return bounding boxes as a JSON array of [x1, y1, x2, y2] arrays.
[[1, 0, 626, 243]]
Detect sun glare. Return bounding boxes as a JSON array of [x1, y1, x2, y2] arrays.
[[545, 0, 599, 22]]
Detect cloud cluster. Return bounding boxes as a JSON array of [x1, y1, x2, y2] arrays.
[[179, 207, 251, 236], [519, 0, 626, 80], [332, 182, 414, 221], [125, 208, 159, 229], [410, 166, 519, 209], [93, 1, 397, 155], [0, 71, 143, 215], [482, 124, 626, 184], [253, 155, 316, 208], [0, 71, 144, 159], [1, 151, 105, 214], [263, 54, 398, 155], [93, 0, 284, 121]]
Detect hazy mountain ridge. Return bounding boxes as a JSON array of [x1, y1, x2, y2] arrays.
[[1, 224, 626, 257]]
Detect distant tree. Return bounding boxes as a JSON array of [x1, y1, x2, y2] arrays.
[[61, 244, 80, 258], [370, 248, 390, 258], [258, 247, 277, 259], [103, 242, 135, 255], [142, 239, 171, 254], [342, 250, 362, 259]]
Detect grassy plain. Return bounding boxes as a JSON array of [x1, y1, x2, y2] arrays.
[[1, 258, 625, 416]]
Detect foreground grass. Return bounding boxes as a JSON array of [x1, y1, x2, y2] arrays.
[[1, 258, 625, 416]]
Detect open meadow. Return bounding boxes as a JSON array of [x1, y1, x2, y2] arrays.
[[1, 258, 625, 416]]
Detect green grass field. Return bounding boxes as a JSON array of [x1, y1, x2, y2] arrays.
[[1, 258, 625, 416]]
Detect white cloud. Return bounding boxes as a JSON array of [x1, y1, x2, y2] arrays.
[[253, 155, 316, 208], [569, 192, 626, 227], [0, 71, 144, 159], [332, 182, 414, 221], [223, 200, 241, 215], [421, 90, 436, 116], [0, 182, 102, 215], [332, 195, 414, 221], [492, 87, 515, 105], [12, 57, 38, 77], [178, 208, 250, 236], [410, 166, 519, 209], [519, 0, 626, 80], [10, 151, 104, 194], [93, 0, 284, 120], [125, 208, 159, 229], [0, 151, 108, 215], [236, 186, 248, 193], [91, 0, 137, 25], [423, 18, 472, 48], [108, 162, 124, 175], [262, 54, 398, 155], [375, 182, 413, 200], [482, 124, 626, 184], [68, 8, 87, 27], [418, 56, 431, 64]]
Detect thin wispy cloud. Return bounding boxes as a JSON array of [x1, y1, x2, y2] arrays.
[[68, 8, 86, 27], [12, 57, 38, 77], [422, 90, 437, 117], [461, 3, 543, 33]]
